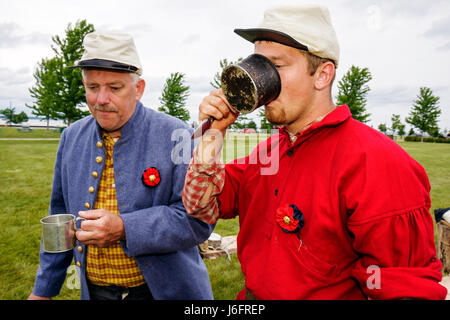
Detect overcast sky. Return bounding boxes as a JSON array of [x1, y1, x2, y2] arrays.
[[0, 0, 449, 131]]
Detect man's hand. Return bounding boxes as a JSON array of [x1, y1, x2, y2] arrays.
[[27, 293, 51, 300], [199, 89, 238, 134], [76, 209, 125, 248]]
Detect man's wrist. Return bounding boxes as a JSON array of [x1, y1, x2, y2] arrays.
[[195, 130, 224, 165]]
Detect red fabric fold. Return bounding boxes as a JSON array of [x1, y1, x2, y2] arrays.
[[349, 207, 447, 299]]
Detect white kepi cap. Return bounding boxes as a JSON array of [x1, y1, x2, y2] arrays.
[[234, 4, 340, 68], [73, 30, 143, 75]]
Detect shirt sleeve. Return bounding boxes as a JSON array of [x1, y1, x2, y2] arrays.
[[349, 206, 447, 300], [343, 136, 447, 299], [182, 153, 226, 224]]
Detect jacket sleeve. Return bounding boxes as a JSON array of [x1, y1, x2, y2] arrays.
[[120, 136, 215, 257], [32, 130, 74, 297]]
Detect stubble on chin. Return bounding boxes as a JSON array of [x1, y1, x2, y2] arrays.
[[265, 106, 286, 126]]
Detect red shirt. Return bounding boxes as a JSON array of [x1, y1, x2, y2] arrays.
[[183, 105, 447, 299]]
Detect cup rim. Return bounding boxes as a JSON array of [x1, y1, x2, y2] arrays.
[[40, 213, 75, 224], [221, 64, 258, 114]]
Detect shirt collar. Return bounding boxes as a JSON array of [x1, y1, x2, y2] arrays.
[[102, 131, 120, 145], [280, 105, 352, 143]]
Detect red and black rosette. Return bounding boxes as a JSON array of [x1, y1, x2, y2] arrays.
[[276, 204, 304, 233], [142, 167, 161, 187]]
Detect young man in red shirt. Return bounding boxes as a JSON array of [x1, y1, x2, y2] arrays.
[[182, 5, 447, 299]]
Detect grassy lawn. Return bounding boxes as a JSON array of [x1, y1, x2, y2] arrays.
[[0, 136, 448, 300], [0, 126, 62, 139]]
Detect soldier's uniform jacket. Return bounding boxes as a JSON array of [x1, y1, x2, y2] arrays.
[[33, 102, 214, 299]]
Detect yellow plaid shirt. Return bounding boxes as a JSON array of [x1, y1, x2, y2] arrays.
[[86, 132, 145, 287]]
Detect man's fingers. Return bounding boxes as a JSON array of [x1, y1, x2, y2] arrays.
[[199, 101, 224, 121], [75, 230, 96, 242], [199, 89, 234, 121], [78, 209, 104, 220]]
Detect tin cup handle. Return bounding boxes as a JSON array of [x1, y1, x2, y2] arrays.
[[74, 217, 85, 231]]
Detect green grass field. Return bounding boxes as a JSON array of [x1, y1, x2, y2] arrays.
[[0, 126, 61, 139], [0, 129, 449, 299]]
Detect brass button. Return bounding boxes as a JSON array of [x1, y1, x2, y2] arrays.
[[84, 202, 91, 209], [76, 261, 81, 268], [77, 246, 83, 253], [96, 156, 103, 163], [88, 186, 94, 193], [96, 141, 103, 148], [92, 171, 98, 178]]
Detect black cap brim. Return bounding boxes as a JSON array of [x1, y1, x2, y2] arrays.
[[234, 28, 309, 52], [70, 58, 138, 73]]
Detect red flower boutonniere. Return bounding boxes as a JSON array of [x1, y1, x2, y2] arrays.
[[276, 204, 304, 233], [142, 167, 161, 187]]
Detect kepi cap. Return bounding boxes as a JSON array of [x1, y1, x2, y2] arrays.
[[234, 5, 340, 68], [73, 31, 143, 75]]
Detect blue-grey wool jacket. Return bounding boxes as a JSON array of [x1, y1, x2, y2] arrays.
[[32, 102, 214, 299]]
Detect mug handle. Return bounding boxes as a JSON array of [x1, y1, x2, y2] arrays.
[[74, 217, 85, 231]]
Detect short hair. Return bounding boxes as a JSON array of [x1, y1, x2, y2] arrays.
[[301, 51, 336, 86]]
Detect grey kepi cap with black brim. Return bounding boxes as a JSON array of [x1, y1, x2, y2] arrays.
[[234, 4, 340, 68], [71, 30, 143, 75]]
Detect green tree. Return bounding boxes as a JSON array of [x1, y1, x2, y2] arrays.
[[27, 57, 61, 130], [336, 65, 372, 123], [159, 72, 190, 122], [51, 20, 94, 125], [0, 107, 15, 123], [390, 114, 406, 138], [14, 111, 29, 124], [406, 87, 441, 141], [27, 20, 94, 127], [0, 107, 29, 124], [246, 120, 257, 130], [230, 113, 249, 130], [397, 124, 406, 137], [378, 123, 387, 134]]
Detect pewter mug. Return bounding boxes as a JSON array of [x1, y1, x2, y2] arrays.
[[40, 214, 84, 253]]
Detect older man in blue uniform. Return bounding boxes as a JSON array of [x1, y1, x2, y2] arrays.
[[28, 31, 214, 300]]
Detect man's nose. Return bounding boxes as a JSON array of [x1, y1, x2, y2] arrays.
[[97, 87, 111, 105]]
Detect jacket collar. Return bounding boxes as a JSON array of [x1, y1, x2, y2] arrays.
[[119, 101, 144, 138]]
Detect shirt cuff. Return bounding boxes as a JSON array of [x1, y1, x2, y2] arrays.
[[182, 154, 225, 224]]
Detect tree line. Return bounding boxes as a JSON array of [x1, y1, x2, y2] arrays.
[[1, 19, 444, 139]]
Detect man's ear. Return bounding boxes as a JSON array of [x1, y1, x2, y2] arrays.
[[136, 78, 146, 101], [314, 61, 335, 91]]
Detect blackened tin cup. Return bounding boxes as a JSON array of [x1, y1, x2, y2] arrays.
[[221, 53, 281, 114]]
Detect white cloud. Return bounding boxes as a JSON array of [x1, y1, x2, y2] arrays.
[[0, 22, 50, 48], [0, 0, 449, 129]]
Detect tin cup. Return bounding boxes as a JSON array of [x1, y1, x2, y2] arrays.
[[40, 214, 84, 253], [191, 54, 281, 139], [221, 53, 281, 114]]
